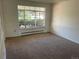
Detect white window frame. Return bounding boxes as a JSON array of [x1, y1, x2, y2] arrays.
[[18, 5, 46, 33]]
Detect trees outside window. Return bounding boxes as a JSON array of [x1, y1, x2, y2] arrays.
[[18, 5, 46, 29]]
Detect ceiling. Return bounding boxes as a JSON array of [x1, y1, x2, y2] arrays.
[[27, 0, 66, 3]]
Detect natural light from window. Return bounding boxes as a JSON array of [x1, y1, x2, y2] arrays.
[[18, 5, 46, 29]]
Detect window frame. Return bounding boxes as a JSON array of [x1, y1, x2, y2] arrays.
[[18, 5, 46, 29]]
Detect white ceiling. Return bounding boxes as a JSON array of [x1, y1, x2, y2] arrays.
[[27, 0, 66, 3]]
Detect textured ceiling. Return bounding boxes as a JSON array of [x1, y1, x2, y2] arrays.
[[27, 0, 66, 3]]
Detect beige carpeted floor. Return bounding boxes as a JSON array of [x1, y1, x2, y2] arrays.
[[6, 33, 79, 59]]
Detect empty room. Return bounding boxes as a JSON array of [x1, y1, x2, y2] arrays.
[[0, 0, 79, 59]]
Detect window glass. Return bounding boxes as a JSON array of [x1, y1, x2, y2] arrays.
[[39, 12, 45, 19], [18, 5, 46, 29], [18, 5, 25, 10], [40, 8, 45, 11], [18, 10, 25, 20], [25, 6, 30, 10], [36, 12, 40, 19], [35, 7, 40, 11], [29, 7, 35, 10]]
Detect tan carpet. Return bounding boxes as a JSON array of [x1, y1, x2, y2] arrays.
[[6, 33, 79, 59]]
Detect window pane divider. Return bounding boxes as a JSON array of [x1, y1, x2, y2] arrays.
[[18, 5, 46, 30]]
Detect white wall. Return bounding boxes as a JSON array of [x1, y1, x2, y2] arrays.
[[3, 0, 52, 37], [3, 0, 18, 37], [51, 0, 79, 43], [0, 0, 6, 59]]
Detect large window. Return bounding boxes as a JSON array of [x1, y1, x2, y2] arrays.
[[18, 5, 46, 29]]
